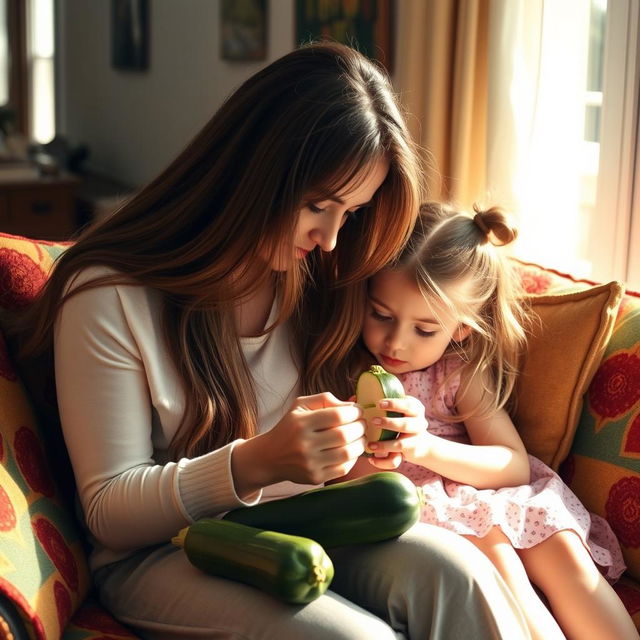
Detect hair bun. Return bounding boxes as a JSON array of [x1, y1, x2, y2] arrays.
[[472, 205, 518, 246]]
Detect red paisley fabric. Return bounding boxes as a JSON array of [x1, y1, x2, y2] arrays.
[[32, 517, 79, 591], [519, 269, 553, 294], [72, 604, 136, 635], [614, 582, 640, 616], [14, 426, 55, 497], [624, 413, 640, 456], [589, 353, 640, 419], [0, 248, 47, 309], [605, 476, 640, 548], [54, 579, 72, 633]]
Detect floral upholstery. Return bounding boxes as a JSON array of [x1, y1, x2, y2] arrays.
[[62, 599, 139, 639], [515, 259, 640, 628], [0, 234, 140, 640]]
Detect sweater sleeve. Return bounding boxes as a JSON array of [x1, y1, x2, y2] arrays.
[[54, 275, 260, 552]]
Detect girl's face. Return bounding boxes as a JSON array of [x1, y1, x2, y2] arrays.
[[362, 269, 471, 375], [269, 157, 389, 271]]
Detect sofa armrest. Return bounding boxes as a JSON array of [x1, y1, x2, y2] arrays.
[[0, 593, 29, 640]]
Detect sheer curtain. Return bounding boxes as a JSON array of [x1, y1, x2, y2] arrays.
[[486, 0, 592, 275], [395, 0, 594, 275]]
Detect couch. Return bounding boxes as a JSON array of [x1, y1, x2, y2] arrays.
[[0, 232, 638, 639]]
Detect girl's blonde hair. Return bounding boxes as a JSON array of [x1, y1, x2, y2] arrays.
[[16, 42, 423, 459], [398, 201, 529, 419]]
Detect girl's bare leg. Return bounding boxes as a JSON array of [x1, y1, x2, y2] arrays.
[[518, 530, 639, 640], [464, 527, 565, 640]]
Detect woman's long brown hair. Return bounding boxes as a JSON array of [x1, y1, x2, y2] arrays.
[[19, 42, 424, 458]]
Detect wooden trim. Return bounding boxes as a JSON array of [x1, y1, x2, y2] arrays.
[[6, 0, 28, 135]]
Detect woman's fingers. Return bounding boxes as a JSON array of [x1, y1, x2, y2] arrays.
[[318, 421, 365, 447], [265, 393, 370, 485], [295, 391, 355, 412], [320, 437, 366, 465], [293, 395, 363, 432], [367, 452, 403, 469]]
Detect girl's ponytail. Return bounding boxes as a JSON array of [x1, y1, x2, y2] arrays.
[[472, 205, 518, 247]]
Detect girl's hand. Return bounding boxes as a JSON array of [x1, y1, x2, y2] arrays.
[[367, 392, 530, 490], [232, 392, 366, 496], [364, 395, 432, 470]]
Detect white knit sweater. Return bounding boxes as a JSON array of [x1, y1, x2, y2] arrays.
[[54, 266, 315, 571]]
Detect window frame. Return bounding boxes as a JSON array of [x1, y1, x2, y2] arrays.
[[624, 5, 640, 289], [591, 0, 640, 288], [5, 0, 28, 134]]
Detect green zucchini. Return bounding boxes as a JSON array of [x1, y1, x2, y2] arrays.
[[356, 365, 405, 454], [224, 472, 422, 548], [172, 519, 333, 604]]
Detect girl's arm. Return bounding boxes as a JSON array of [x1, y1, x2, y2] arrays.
[[367, 373, 530, 489]]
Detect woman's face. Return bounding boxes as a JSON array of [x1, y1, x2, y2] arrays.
[[269, 157, 390, 271]]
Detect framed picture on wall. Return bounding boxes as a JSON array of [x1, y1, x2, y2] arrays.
[[112, 0, 149, 71], [295, 0, 394, 73], [220, 0, 268, 61]]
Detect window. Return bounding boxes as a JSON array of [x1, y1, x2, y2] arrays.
[[0, 0, 27, 138], [486, 0, 639, 290], [580, 0, 606, 218], [591, 0, 640, 289], [28, 0, 55, 143], [0, 0, 55, 144], [0, 0, 8, 107]]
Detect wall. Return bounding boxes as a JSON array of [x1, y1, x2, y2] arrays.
[[58, 0, 296, 186]]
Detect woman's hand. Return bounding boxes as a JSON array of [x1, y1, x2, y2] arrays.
[[364, 395, 432, 470], [232, 392, 366, 497]]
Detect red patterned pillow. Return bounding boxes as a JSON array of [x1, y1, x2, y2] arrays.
[[613, 577, 640, 630], [561, 293, 640, 584], [0, 233, 76, 508], [66, 599, 140, 639], [515, 258, 640, 628], [0, 234, 143, 639], [0, 233, 69, 310], [513, 258, 601, 295], [0, 234, 144, 639], [0, 326, 91, 639]]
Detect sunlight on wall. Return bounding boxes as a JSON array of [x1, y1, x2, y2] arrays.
[[514, 2, 590, 276], [488, 0, 598, 278]]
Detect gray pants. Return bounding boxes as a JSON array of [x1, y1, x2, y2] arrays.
[[95, 523, 531, 639]]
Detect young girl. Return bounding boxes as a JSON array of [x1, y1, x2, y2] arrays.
[[353, 201, 638, 640], [16, 45, 533, 640]]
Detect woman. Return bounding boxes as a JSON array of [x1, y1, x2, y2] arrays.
[[22, 42, 531, 639]]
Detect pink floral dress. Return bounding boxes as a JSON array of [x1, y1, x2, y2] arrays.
[[397, 357, 626, 582]]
